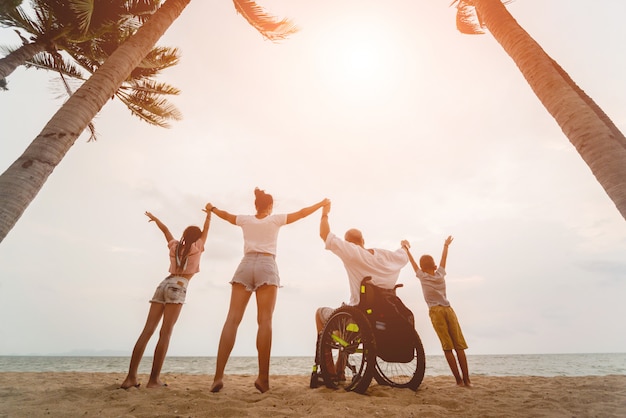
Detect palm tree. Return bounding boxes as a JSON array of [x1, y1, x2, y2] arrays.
[[451, 0, 626, 220], [0, 0, 160, 82], [30, 28, 184, 138], [1, 0, 297, 82], [1, 0, 181, 137], [0, 0, 299, 243]]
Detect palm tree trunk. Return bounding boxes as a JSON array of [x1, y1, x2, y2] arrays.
[[474, 0, 626, 221], [548, 57, 626, 150], [0, 41, 46, 80], [0, 0, 191, 243]]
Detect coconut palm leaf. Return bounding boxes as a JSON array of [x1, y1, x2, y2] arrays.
[[451, 0, 513, 35], [0, 3, 42, 35], [452, 0, 484, 34], [124, 0, 160, 23], [41, 43, 182, 132], [130, 46, 179, 78], [66, 0, 98, 35], [0, 0, 22, 13], [116, 79, 182, 127], [233, 0, 298, 41], [25, 51, 84, 79]]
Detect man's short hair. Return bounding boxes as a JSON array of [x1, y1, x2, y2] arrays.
[[344, 228, 364, 246]]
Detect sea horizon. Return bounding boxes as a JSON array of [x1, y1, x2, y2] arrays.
[[2, 349, 624, 357], [1, 352, 624, 377]]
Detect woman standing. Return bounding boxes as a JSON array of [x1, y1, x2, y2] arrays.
[[209, 188, 328, 393], [120, 205, 212, 389]]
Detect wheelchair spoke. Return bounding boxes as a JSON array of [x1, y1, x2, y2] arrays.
[[331, 334, 348, 347], [315, 306, 375, 394]]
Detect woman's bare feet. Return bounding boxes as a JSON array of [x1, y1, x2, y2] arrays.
[[119, 377, 140, 389], [210, 380, 224, 393], [254, 378, 269, 393]]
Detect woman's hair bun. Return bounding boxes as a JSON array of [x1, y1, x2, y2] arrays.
[[254, 187, 273, 211]]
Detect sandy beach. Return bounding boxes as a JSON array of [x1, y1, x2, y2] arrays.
[[0, 373, 624, 417]]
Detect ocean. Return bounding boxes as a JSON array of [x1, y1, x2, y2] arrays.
[[0, 353, 624, 377]]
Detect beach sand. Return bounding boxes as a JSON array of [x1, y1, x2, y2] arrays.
[[1, 373, 625, 417]]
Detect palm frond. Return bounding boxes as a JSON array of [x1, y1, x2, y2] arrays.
[[126, 0, 161, 23], [233, 0, 298, 41], [0, 0, 23, 13], [116, 87, 182, 128], [141, 46, 180, 68], [25, 51, 85, 79], [451, 0, 515, 35], [120, 78, 180, 96], [68, 0, 94, 35], [64, 43, 102, 72], [0, 5, 20, 28], [85, 121, 97, 141], [67, 0, 137, 36], [1, 4, 43, 37], [452, 0, 484, 35], [62, 26, 134, 71]]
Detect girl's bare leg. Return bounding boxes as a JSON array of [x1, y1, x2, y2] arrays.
[[147, 302, 183, 388], [210, 284, 252, 392], [120, 303, 164, 389], [254, 284, 278, 393]]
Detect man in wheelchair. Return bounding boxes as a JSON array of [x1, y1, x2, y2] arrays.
[[311, 202, 425, 393], [314, 202, 410, 332]]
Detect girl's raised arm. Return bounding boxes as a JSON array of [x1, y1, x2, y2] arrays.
[[145, 211, 174, 242], [200, 204, 213, 241]]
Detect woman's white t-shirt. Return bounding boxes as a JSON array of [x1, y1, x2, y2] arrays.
[[236, 214, 288, 255]]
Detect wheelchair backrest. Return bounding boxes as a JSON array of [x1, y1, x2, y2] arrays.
[[357, 277, 414, 326], [357, 277, 416, 363]]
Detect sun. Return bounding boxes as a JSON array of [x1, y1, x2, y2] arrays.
[[313, 15, 409, 100], [332, 32, 388, 82]]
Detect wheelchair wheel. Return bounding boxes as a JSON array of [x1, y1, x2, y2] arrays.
[[373, 329, 426, 390], [317, 306, 376, 394]]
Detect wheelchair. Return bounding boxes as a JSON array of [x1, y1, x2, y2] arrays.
[[310, 277, 426, 394]]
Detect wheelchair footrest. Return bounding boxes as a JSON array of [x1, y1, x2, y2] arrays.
[[310, 371, 324, 389]]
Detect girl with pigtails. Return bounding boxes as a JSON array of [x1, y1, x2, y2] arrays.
[[120, 205, 212, 389]]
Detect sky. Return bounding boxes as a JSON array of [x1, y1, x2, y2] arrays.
[[1, 0, 625, 359]]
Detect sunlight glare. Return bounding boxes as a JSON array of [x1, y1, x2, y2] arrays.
[[314, 16, 409, 100]]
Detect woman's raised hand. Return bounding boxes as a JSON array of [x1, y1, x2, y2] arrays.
[[322, 200, 331, 216]]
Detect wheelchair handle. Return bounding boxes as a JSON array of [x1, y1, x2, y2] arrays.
[[362, 276, 403, 289]]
